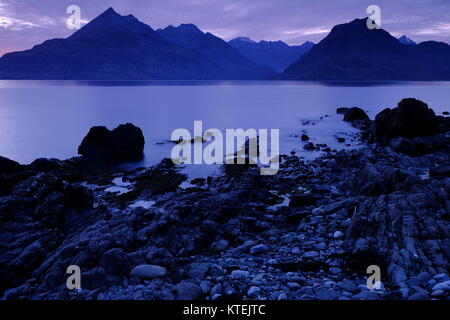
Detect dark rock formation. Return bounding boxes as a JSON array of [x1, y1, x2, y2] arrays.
[[343, 107, 369, 122], [281, 18, 450, 81], [0, 103, 449, 300], [301, 134, 310, 141], [78, 123, 145, 163], [0, 156, 22, 174], [303, 142, 315, 151], [375, 98, 439, 145], [336, 107, 349, 114]]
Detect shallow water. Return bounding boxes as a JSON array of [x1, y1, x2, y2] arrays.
[[0, 80, 449, 177]]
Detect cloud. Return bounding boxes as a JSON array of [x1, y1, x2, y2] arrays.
[[414, 22, 450, 36], [0, 16, 36, 30], [1, 0, 450, 54], [280, 27, 330, 37]]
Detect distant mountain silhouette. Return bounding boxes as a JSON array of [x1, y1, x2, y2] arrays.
[[156, 24, 275, 79], [398, 35, 417, 46], [0, 8, 273, 80], [281, 18, 450, 80], [228, 37, 314, 73]]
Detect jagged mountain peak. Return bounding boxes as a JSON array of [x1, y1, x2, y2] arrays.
[[68, 7, 155, 41], [398, 35, 417, 45]]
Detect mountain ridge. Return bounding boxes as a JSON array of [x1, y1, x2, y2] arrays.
[[280, 18, 450, 80], [228, 37, 314, 73], [156, 24, 276, 79], [0, 8, 274, 80]]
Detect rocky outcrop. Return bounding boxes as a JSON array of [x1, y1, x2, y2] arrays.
[[343, 107, 369, 122], [375, 98, 439, 145], [78, 123, 145, 163]]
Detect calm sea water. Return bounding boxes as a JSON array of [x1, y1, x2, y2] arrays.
[[1, 80, 449, 176]]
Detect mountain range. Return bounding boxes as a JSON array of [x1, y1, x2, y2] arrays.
[[1, 9, 450, 81], [228, 37, 314, 73], [281, 18, 450, 80], [155, 24, 275, 79], [0, 8, 274, 80]]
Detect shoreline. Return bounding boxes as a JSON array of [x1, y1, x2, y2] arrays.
[[0, 99, 449, 300]]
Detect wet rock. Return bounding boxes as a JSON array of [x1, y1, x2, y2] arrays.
[[211, 239, 229, 252], [431, 280, 450, 292], [250, 244, 268, 255], [277, 292, 287, 300], [303, 142, 315, 151], [185, 263, 210, 280], [337, 279, 357, 293], [316, 287, 338, 300], [0, 156, 22, 174], [343, 107, 369, 122], [100, 248, 131, 277], [389, 135, 448, 156], [247, 286, 260, 297], [130, 265, 167, 279], [78, 123, 145, 163], [337, 107, 349, 114], [145, 246, 173, 266], [29, 158, 63, 172], [175, 281, 202, 300], [333, 231, 344, 239], [233, 240, 257, 255], [329, 267, 342, 275], [231, 270, 249, 279], [289, 194, 317, 207], [83, 267, 108, 290], [375, 98, 439, 145], [285, 211, 310, 224], [303, 251, 319, 259]]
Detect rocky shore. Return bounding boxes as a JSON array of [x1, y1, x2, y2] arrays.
[[0, 99, 449, 300]]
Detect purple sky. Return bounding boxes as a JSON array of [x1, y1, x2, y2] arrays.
[[1, 0, 450, 56]]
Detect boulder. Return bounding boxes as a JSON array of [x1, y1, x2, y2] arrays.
[[83, 267, 108, 290], [303, 142, 315, 151], [29, 158, 63, 172], [175, 281, 202, 300], [100, 248, 131, 276], [130, 264, 167, 279], [301, 134, 310, 141], [389, 135, 448, 156], [343, 107, 369, 122], [78, 123, 145, 163], [0, 156, 22, 174], [336, 107, 349, 114], [375, 98, 439, 145]]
